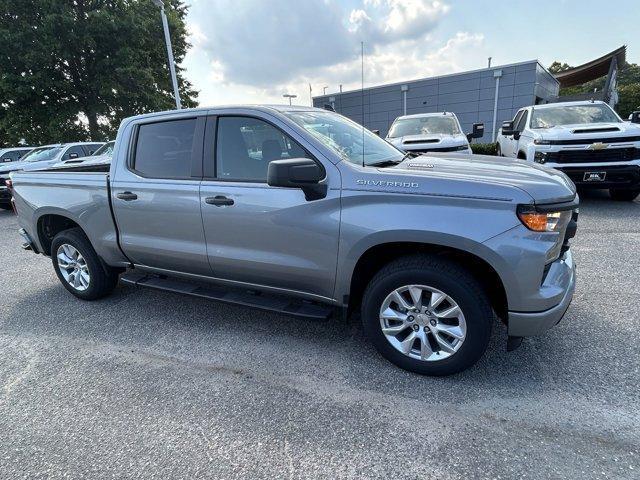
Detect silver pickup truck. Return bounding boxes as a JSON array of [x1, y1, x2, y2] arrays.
[[11, 106, 578, 375]]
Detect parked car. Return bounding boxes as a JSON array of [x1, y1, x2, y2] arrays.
[[50, 141, 115, 170], [385, 112, 484, 155], [11, 106, 577, 375], [0, 142, 104, 210], [0, 146, 34, 163], [497, 100, 640, 201]]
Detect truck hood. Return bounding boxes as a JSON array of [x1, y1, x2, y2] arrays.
[[387, 133, 468, 149], [346, 153, 576, 204], [532, 121, 640, 141]]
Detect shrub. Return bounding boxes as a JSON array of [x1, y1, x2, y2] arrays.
[[470, 143, 498, 156]]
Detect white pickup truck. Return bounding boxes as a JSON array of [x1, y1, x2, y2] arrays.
[[497, 100, 640, 201]]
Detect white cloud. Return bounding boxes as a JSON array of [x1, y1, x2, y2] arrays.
[[183, 0, 486, 106]]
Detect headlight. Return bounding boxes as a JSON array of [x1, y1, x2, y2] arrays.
[[456, 144, 469, 151], [534, 151, 547, 163], [517, 205, 572, 232], [534, 139, 551, 145]]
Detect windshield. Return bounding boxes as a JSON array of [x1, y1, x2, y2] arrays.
[[21, 146, 62, 163], [284, 110, 403, 166], [531, 104, 620, 128], [92, 141, 115, 157], [388, 116, 461, 138]]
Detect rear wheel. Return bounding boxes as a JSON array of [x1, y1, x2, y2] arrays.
[[362, 255, 493, 376], [609, 188, 639, 201], [51, 228, 119, 300]]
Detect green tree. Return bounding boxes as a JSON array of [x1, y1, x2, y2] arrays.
[[0, 0, 198, 146]]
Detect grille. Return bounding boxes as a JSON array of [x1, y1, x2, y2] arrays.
[[546, 147, 640, 164], [547, 135, 640, 145]]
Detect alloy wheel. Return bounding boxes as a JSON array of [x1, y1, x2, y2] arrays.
[[379, 285, 467, 361]]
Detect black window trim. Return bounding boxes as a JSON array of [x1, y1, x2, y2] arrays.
[[516, 110, 529, 132], [204, 113, 325, 184], [127, 116, 206, 181]]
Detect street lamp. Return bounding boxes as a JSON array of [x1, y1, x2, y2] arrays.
[[283, 94, 297, 105], [151, 0, 182, 109], [323, 86, 328, 95]]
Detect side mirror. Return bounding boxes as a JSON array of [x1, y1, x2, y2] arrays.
[[68, 152, 79, 159], [371, 129, 380, 136], [631, 111, 640, 124], [501, 121, 515, 136], [267, 158, 327, 201], [467, 122, 484, 141]]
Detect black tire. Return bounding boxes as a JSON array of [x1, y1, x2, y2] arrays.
[[51, 227, 119, 300], [361, 255, 493, 376], [496, 144, 502, 157], [609, 188, 640, 201]]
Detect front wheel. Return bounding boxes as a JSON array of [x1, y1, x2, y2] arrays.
[[51, 227, 120, 300], [362, 255, 493, 376], [609, 188, 639, 201], [496, 144, 502, 156]]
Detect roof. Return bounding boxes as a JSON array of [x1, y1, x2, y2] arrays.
[[532, 100, 609, 110], [395, 112, 456, 120], [554, 45, 626, 88]]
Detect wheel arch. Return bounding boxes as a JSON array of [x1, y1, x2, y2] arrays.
[[341, 239, 509, 322], [36, 212, 85, 256]]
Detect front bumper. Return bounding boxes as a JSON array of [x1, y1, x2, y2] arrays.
[[554, 164, 640, 189], [508, 249, 576, 337]]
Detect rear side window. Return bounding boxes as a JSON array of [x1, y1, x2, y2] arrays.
[[84, 144, 104, 155], [133, 119, 196, 178]]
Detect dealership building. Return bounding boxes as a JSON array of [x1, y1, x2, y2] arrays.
[[312, 47, 625, 143]]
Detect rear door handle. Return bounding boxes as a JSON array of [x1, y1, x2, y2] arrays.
[[205, 195, 234, 206], [116, 192, 138, 201]]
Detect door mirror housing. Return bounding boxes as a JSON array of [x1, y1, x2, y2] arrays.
[[267, 158, 327, 201], [501, 121, 515, 136], [631, 111, 640, 124], [467, 122, 484, 141], [68, 152, 79, 159], [371, 129, 380, 136]]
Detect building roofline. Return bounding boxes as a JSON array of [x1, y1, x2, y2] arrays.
[[314, 59, 557, 99]]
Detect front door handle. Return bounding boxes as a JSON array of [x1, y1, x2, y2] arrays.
[[205, 195, 234, 206], [116, 192, 138, 201]]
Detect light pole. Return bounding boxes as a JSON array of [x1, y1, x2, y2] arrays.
[[152, 0, 182, 109], [283, 94, 297, 105], [323, 86, 328, 95]]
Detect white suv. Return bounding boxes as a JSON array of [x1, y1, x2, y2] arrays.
[[497, 100, 640, 201], [386, 112, 483, 155]]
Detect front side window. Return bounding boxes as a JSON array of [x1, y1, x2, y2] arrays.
[[63, 146, 86, 161], [531, 104, 621, 129], [284, 110, 403, 166], [388, 116, 461, 138], [133, 119, 196, 178], [216, 116, 308, 181], [516, 111, 528, 132]]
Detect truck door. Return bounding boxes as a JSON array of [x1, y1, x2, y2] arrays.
[[110, 116, 212, 276], [503, 110, 524, 157], [199, 114, 340, 301]]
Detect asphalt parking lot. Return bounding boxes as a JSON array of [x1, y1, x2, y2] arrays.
[[0, 191, 639, 479]]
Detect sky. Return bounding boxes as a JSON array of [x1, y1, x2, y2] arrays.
[[182, 0, 640, 107]]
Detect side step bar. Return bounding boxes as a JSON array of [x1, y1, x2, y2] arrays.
[[119, 272, 334, 320]]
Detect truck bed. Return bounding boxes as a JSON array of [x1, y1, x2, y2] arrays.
[[11, 170, 127, 266]]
